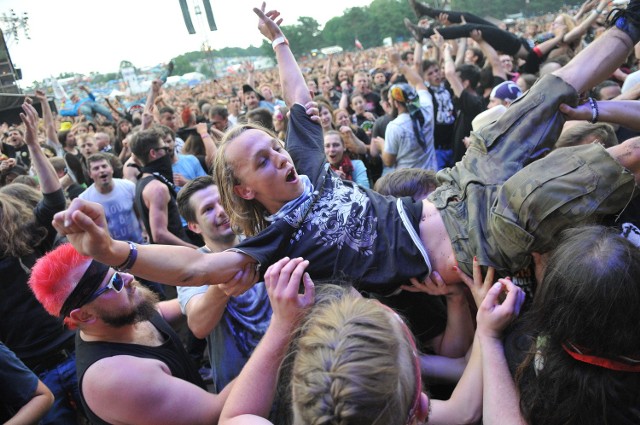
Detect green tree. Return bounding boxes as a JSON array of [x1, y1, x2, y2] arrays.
[[280, 16, 322, 55], [451, 0, 583, 18], [172, 56, 196, 75], [320, 0, 413, 50]]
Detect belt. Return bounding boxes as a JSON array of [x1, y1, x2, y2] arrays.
[[23, 340, 76, 375]]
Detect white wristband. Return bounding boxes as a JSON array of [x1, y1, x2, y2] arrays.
[[272, 36, 288, 50]]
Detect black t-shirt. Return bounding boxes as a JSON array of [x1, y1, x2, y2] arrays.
[[233, 104, 431, 295], [0, 190, 75, 362], [428, 84, 456, 149], [453, 90, 485, 162]]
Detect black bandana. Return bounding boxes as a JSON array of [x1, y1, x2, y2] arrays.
[[140, 155, 177, 198], [59, 260, 110, 317]]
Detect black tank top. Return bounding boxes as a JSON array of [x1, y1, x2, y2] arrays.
[[75, 312, 205, 425], [134, 174, 189, 244]]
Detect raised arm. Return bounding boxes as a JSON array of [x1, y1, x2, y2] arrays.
[[442, 42, 465, 98], [254, 3, 311, 107], [389, 49, 428, 91], [564, 0, 607, 45], [20, 101, 61, 194], [324, 54, 333, 77], [105, 98, 124, 120], [145, 79, 163, 115], [413, 40, 424, 75], [196, 122, 217, 169], [219, 257, 314, 425], [534, 24, 567, 58], [78, 84, 95, 100], [476, 279, 527, 425], [34, 90, 60, 154], [470, 30, 506, 81]]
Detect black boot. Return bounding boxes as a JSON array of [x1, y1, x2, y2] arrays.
[[404, 18, 433, 42], [607, 0, 640, 44], [408, 0, 433, 19]]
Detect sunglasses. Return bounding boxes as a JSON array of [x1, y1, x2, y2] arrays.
[[153, 146, 171, 154], [87, 272, 125, 304]]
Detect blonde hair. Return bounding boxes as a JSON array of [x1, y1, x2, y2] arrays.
[[557, 13, 577, 33], [291, 285, 417, 425], [214, 122, 279, 236]]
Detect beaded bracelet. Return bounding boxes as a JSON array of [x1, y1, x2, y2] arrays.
[[115, 241, 138, 272], [588, 97, 599, 124]]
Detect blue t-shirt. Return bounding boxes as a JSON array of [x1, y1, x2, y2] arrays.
[[0, 342, 38, 422]]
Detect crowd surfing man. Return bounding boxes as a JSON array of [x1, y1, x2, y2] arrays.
[[54, 2, 640, 296]]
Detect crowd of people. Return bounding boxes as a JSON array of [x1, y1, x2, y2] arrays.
[[1, 0, 640, 424]]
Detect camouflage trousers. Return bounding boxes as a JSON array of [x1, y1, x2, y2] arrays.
[[428, 74, 638, 276]]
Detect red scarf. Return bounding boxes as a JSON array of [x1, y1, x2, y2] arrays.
[[330, 155, 354, 181]]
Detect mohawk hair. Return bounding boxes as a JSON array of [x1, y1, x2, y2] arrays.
[[29, 243, 91, 317]]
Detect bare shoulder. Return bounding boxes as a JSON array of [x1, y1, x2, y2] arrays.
[[222, 415, 274, 425], [143, 178, 170, 204], [83, 355, 170, 392], [82, 356, 172, 423]]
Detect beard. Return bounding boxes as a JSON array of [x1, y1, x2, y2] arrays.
[[98, 282, 160, 328]]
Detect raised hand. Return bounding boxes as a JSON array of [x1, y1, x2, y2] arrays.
[[455, 256, 495, 308], [19, 101, 39, 147], [476, 278, 525, 339], [253, 2, 284, 42], [264, 257, 315, 332], [52, 199, 113, 259]]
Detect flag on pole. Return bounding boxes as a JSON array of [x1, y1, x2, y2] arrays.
[[49, 75, 68, 100], [355, 37, 363, 50]]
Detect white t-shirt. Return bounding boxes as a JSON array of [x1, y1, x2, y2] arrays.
[[384, 89, 436, 171], [79, 179, 144, 243]]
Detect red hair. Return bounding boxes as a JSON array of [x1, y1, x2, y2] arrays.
[[181, 106, 195, 127], [29, 243, 91, 317]]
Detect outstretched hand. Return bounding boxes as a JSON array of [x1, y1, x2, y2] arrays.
[[476, 278, 525, 339], [264, 257, 315, 333], [253, 2, 284, 42], [52, 198, 113, 259]]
